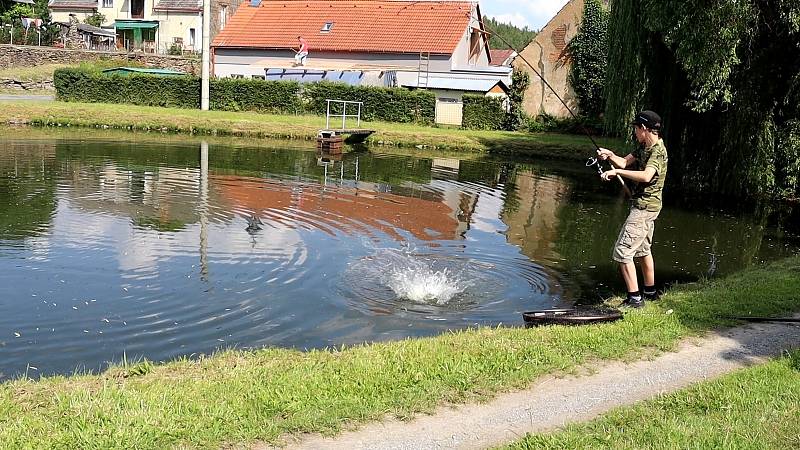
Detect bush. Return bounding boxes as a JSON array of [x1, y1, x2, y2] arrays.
[[462, 95, 505, 130], [55, 68, 200, 108], [53, 68, 433, 122], [211, 77, 301, 113], [302, 81, 435, 124], [527, 113, 604, 135]]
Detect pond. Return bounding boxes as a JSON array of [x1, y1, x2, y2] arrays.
[[1, 132, 798, 379]]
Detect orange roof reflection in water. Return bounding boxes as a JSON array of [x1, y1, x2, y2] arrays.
[[214, 175, 459, 241]]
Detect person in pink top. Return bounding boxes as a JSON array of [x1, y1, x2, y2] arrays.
[[294, 36, 309, 66]]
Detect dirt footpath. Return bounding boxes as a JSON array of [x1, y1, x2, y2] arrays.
[[282, 317, 800, 450]]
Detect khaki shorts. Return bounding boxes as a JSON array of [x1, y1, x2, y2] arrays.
[[613, 208, 660, 264]]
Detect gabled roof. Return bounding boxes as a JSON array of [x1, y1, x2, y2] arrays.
[[153, 0, 201, 12], [489, 49, 516, 66], [49, 0, 98, 9], [212, 0, 477, 55]]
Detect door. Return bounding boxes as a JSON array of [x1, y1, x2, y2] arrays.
[[435, 97, 463, 126]]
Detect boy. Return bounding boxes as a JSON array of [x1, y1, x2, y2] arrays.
[[598, 110, 668, 308]]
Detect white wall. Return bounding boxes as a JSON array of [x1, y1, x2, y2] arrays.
[[51, 0, 203, 54]]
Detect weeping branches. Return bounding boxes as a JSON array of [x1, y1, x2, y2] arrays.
[[604, 0, 800, 199]]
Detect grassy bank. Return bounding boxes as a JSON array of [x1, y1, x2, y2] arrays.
[[508, 351, 800, 449], [0, 99, 623, 158], [1, 257, 798, 448]]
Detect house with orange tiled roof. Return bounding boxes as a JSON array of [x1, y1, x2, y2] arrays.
[[211, 0, 511, 125]]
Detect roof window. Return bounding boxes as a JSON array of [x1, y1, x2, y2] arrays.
[[320, 22, 334, 33]]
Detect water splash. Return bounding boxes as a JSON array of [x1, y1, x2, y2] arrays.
[[386, 266, 466, 304]]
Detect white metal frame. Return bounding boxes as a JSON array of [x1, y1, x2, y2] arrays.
[[325, 99, 363, 130]]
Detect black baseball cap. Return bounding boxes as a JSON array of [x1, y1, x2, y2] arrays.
[[632, 110, 661, 130]]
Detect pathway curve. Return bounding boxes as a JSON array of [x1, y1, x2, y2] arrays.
[[281, 317, 800, 449]]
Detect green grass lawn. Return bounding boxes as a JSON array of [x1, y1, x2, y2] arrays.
[[506, 351, 800, 449], [0, 99, 624, 159], [0, 257, 798, 448]]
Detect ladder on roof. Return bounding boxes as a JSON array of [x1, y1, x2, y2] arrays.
[[417, 52, 430, 88]]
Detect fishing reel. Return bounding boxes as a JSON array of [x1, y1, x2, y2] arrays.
[[586, 156, 604, 175]]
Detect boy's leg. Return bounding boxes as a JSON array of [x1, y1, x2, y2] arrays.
[[619, 261, 639, 293], [638, 254, 655, 287]]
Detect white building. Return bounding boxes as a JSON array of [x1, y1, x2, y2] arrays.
[[211, 0, 512, 125]]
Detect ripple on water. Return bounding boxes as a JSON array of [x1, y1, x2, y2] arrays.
[[340, 247, 557, 317]]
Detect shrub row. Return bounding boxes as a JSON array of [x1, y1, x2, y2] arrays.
[[461, 95, 506, 130], [303, 81, 435, 124], [54, 68, 435, 123]]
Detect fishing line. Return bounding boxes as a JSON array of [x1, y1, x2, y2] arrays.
[[475, 16, 631, 197]]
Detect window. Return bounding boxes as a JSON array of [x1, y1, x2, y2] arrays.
[[219, 5, 228, 30], [189, 28, 195, 47], [102, 0, 112, 8], [320, 21, 334, 33], [252, 75, 265, 80], [131, 0, 144, 19], [231, 74, 244, 79], [469, 28, 481, 65]]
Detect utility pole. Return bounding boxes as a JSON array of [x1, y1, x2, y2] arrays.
[[201, 0, 211, 110]]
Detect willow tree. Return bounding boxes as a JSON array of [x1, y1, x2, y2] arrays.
[[605, 0, 800, 199]]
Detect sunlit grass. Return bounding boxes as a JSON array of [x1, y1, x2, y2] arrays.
[[0, 99, 623, 158], [0, 257, 798, 448], [0, 64, 67, 82], [506, 350, 800, 449]]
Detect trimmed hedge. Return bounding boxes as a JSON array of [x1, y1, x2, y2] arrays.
[[462, 95, 505, 130], [55, 68, 200, 108], [210, 78, 301, 113], [302, 81, 436, 124], [54, 68, 435, 123]]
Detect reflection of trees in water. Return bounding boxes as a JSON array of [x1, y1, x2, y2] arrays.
[[0, 142, 58, 240], [552, 189, 795, 291], [501, 166, 572, 265]]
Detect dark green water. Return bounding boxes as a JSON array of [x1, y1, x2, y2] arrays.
[[1, 133, 798, 379]]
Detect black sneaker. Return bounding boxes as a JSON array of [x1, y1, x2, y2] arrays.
[[622, 296, 645, 308], [643, 290, 661, 301]]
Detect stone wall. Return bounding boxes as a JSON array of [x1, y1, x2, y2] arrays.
[[1, 78, 54, 91], [514, 0, 583, 118], [0, 44, 201, 75]]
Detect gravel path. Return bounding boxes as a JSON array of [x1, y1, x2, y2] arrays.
[[282, 317, 800, 449]]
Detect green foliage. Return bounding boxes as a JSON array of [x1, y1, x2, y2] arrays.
[[34, 0, 50, 23], [503, 69, 530, 131], [84, 12, 105, 28], [302, 81, 436, 124], [484, 16, 537, 51], [53, 68, 434, 123], [462, 94, 505, 130], [569, 0, 608, 118], [167, 43, 183, 56], [775, 120, 800, 199], [211, 78, 301, 113], [0, 3, 32, 21], [527, 113, 603, 135], [605, 0, 800, 200], [55, 68, 201, 108]]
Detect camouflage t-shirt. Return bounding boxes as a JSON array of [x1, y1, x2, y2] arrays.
[[630, 139, 668, 212]]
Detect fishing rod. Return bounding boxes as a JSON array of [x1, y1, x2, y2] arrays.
[[477, 18, 632, 197]]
